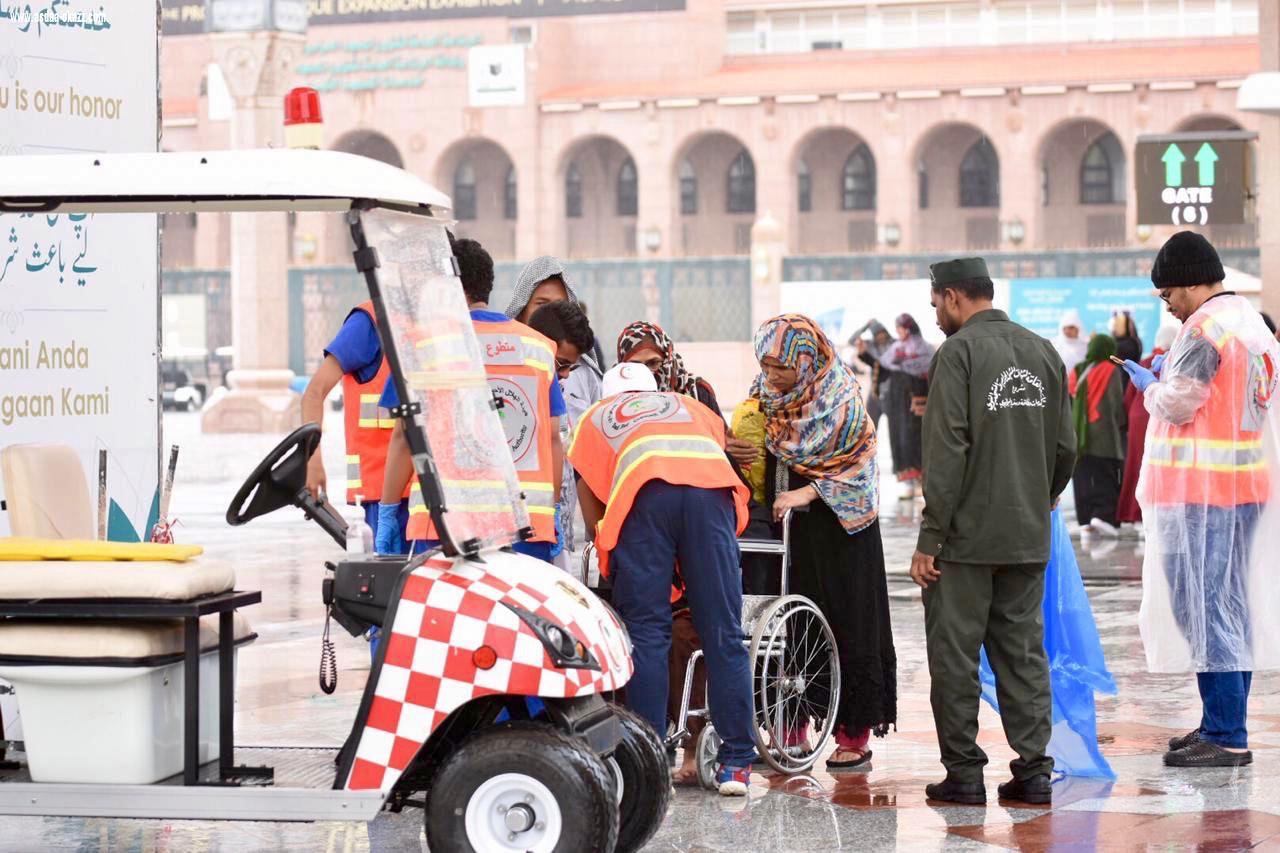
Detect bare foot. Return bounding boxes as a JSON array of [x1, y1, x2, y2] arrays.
[[673, 754, 701, 786]]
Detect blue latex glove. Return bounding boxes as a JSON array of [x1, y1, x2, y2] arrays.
[[548, 505, 565, 559], [1150, 353, 1167, 377], [1122, 359, 1157, 392], [375, 503, 405, 554]]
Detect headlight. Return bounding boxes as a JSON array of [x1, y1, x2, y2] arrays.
[[502, 603, 600, 671]]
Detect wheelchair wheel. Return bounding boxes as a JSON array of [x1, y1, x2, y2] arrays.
[[694, 724, 722, 791], [748, 595, 841, 775]]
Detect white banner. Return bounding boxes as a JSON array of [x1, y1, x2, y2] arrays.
[[0, 1, 160, 540]]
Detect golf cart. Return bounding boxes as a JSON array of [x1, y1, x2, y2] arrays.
[[0, 149, 669, 852]]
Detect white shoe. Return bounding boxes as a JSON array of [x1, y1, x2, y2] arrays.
[[1090, 519, 1120, 537], [1071, 523, 1093, 538]]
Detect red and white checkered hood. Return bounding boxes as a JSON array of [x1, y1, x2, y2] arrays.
[[343, 551, 633, 792]]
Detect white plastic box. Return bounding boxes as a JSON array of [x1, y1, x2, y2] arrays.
[[0, 648, 233, 784]]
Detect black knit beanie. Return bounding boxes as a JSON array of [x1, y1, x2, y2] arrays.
[[1151, 231, 1225, 288]]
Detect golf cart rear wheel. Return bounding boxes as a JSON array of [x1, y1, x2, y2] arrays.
[[425, 721, 619, 853], [609, 705, 671, 853]]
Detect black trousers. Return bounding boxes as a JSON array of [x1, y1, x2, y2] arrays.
[[1073, 455, 1122, 527]]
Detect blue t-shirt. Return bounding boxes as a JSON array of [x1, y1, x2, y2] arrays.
[[379, 310, 567, 418], [324, 309, 383, 385]]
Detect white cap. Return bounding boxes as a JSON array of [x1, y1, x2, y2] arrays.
[[601, 362, 658, 397]]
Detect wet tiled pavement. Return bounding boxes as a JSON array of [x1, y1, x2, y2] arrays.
[[1, 411, 1275, 851]]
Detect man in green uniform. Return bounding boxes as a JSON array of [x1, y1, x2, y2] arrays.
[[910, 258, 1076, 806]]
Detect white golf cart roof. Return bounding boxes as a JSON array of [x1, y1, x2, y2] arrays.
[[0, 149, 451, 214]]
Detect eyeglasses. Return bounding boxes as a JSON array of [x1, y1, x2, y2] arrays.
[[555, 358, 576, 374], [1158, 289, 1172, 304]]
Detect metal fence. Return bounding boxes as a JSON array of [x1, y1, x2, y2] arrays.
[[286, 267, 368, 377], [490, 258, 753, 356], [782, 247, 1261, 282], [165, 245, 1246, 379], [161, 269, 232, 352]]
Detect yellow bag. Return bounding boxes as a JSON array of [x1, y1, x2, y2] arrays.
[[0, 538, 203, 562], [730, 399, 768, 504]]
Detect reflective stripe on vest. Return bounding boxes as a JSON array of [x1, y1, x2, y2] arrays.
[[342, 302, 406, 505], [407, 478, 526, 541], [1146, 437, 1266, 472], [608, 434, 729, 505], [357, 393, 395, 429]]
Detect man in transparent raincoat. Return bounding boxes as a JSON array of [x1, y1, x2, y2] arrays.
[[1122, 231, 1280, 768]]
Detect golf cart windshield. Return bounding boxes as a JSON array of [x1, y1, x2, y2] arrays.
[[353, 207, 529, 556]]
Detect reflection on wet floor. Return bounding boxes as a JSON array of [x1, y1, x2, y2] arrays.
[[1, 413, 1274, 851]]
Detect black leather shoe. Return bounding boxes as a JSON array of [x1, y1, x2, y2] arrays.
[[1168, 728, 1201, 751], [997, 774, 1052, 805], [925, 777, 987, 805]]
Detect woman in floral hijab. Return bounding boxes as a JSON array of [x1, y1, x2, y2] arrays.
[[753, 314, 897, 771]]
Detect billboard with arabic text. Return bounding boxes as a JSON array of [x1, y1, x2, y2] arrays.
[[0, 0, 160, 540]]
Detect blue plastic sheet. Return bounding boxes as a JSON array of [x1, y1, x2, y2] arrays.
[[979, 508, 1118, 779]]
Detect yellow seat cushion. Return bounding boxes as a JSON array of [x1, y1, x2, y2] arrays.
[[0, 538, 203, 562]]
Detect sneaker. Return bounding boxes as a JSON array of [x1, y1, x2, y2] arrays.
[[925, 776, 987, 805], [1164, 740, 1252, 768], [715, 764, 750, 796], [997, 774, 1052, 805], [1168, 728, 1201, 751], [1090, 519, 1120, 537], [1071, 523, 1093, 538]]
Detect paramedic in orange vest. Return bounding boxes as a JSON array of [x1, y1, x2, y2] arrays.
[[300, 301, 409, 549], [1123, 232, 1280, 769], [569, 362, 756, 796], [376, 238, 567, 562]]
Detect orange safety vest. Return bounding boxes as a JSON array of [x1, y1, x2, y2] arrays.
[[407, 316, 558, 542], [568, 391, 749, 578], [341, 302, 407, 505], [1142, 301, 1275, 508]]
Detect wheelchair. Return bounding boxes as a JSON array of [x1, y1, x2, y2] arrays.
[[580, 510, 841, 788]]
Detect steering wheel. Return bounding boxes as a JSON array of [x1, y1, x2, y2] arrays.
[[226, 424, 347, 547]]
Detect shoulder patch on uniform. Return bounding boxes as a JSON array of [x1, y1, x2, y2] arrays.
[[1189, 326, 1204, 338]]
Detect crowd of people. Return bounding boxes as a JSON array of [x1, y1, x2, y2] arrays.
[[301, 228, 1280, 803]]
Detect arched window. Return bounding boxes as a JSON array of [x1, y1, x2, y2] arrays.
[[959, 138, 999, 208], [726, 149, 756, 214], [565, 162, 583, 219], [617, 158, 638, 217], [1080, 134, 1124, 205], [679, 160, 697, 215], [453, 161, 477, 221], [504, 165, 517, 220], [841, 144, 876, 211], [797, 159, 811, 213]]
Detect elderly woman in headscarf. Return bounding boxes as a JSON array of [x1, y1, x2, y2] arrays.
[[1069, 334, 1127, 537], [878, 313, 935, 499], [753, 314, 897, 772]]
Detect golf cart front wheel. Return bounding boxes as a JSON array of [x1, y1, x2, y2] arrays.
[[426, 721, 619, 853], [608, 705, 671, 853]]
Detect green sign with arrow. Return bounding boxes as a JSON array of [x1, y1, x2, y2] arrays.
[[1137, 133, 1252, 226], [1161, 144, 1185, 187], [1195, 143, 1218, 187]]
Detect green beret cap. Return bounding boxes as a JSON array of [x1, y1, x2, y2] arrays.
[[930, 257, 990, 286]]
